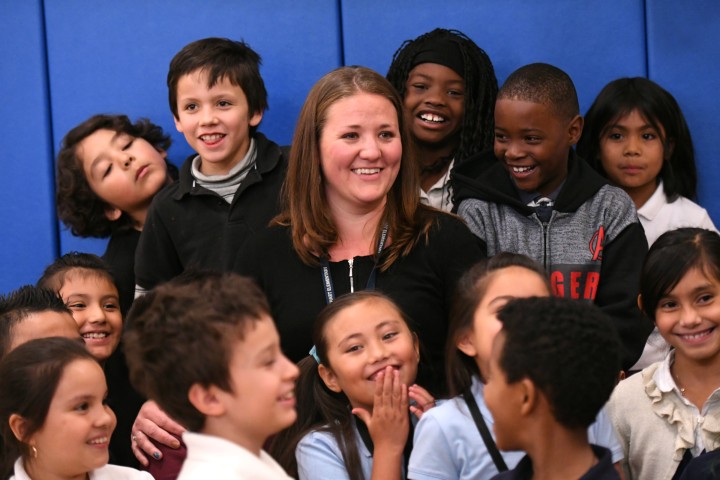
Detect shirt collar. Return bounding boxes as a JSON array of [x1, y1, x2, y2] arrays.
[[637, 180, 665, 221]]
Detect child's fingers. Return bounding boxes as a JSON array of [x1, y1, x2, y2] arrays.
[[351, 407, 372, 426], [409, 384, 436, 413]]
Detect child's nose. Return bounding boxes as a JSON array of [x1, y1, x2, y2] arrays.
[[87, 305, 108, 324], [96, 403, 116, 429], [422, 85, 446, 106], [368, 341, 390, 362], [118, 152, 134, 167], [504, 141, 524, 160], [623, 136, 641, 155], [200, 108, 218, 126], [679, 306, 702, 327]]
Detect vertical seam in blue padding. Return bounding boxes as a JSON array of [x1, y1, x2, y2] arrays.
[[337, 0, 346, 66], [40, 0, 60, 259], [642, 0, 650, 77]]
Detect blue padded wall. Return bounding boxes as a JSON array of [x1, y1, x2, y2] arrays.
[[341, 0, 647, 120], [2, 1, 719, 294], [0, 0, 58, 293], [43, 0, 341, 256], [646, 0, 720, 225]]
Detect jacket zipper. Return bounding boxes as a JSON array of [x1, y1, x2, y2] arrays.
[[542, 221, 549, 269], [348, 258, 354, 293]]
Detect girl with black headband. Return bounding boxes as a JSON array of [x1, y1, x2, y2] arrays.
[[387, 28, 498, 212]]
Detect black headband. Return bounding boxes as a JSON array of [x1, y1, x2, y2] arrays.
[[410, 38, 465, 78]]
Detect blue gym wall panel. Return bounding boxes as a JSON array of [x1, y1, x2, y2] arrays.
[[43, 0, 342, 256], [646, 0, 720, 226], [341, 0, 647, 118], [0, 0, 58, 293]]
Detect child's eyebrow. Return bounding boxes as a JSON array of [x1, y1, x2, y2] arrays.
[[66, 393, 94, 404], [375, 320, 401, 331], [64, 292, 91, 299], [89, 132, 125, 172], [488, 295, 516, 307]]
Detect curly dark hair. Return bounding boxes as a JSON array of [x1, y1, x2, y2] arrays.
[[496, 296, 620, 429], [387, 28, 498, 163], [55, 114, 172, 238]]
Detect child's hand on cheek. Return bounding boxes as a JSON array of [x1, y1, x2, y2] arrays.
[[408, 384, 436, 419], [352, 366, 409, 454]]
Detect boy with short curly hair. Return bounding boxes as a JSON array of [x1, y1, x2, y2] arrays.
[[56, 114, 175, 314], [486, 296, 621, 479]]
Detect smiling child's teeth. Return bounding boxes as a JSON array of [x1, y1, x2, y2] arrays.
[[353, 168, 380, 175], [201, 134, 224, 141], [88, 437, 108, 445], [420, 113, 445, 123], [83, 333, 108, 339], [513, 166, 533, 173]]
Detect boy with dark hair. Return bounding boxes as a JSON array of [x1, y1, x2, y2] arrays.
[[56, 114, 175, 314], [0, 285, 80, 360], [124, 272, 297, 479], [454, 63, 651, 371], [135, 37, 287, 294], [485, 296, 621, 479]]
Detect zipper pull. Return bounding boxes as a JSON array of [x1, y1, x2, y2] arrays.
[[348, 258, 354, 293]]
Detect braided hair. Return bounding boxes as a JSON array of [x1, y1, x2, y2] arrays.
[[387, 28, 498, 162]]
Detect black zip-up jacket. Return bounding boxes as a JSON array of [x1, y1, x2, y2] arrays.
[[135, 132, 287, 291]]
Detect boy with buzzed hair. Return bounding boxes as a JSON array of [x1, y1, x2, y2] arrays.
[[124, 272, 297, 479], [135, 37, 287, 294], [485, 296, 621, 479], [0, 285, 81, 360], [453, 63, 651, 372]]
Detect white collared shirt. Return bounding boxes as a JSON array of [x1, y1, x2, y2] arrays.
[[637, 180, 717, 246], [654, 352, 720, 456], [419, 160, 454, 212], [178, 432, 292, 480]]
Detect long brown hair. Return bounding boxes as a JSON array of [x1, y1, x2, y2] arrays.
[[275, 66, 433, 270]]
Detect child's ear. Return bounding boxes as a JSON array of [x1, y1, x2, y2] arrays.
[[456, 330, 478, 358], [567, 114, 584, 146], [412, 332, 420, 364], [9, 413, 28, 442], [249, 109, 264, 128], [104, 206, 122, 222], [317, 364, 342, 393], [173, 115, 184, 133], [518, 378, 537, 417], [188, 383, 226, 417]]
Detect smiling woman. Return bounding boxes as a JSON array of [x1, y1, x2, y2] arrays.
[[235, 66, 484, 397]]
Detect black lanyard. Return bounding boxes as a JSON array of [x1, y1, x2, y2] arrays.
[[463, 389, 508, 472], [320, 224, 389, 305]]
